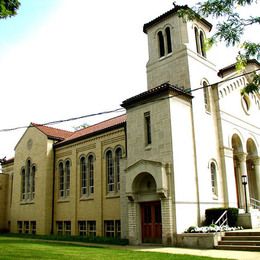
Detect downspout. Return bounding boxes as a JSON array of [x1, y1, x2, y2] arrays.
[[51, 141, 56, 234], [190, 100, 201, 225]]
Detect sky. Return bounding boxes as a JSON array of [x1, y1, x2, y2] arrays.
[[0, 0, 259, 159]]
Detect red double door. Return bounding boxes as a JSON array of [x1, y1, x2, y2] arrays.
[[141, 201, 162, 243]]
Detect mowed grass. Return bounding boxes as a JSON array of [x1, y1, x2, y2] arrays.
[[0, 236, 224, 260]]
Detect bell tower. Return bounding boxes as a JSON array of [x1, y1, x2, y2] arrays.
[[143, 5, 218, 90]]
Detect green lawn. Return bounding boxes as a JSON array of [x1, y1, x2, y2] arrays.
[[0, 236, 225, 260]]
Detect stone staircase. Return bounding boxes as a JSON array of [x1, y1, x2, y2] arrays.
[[216, 231, 260, 251]]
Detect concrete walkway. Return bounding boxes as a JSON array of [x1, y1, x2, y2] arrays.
[[133, 246, 260, 260]]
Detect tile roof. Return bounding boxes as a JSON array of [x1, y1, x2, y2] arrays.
[[121, 83, 192, 108], [143, 5, 212, 33], [31, 123, 73, 141], [218, 59, 260, 78], [55, 114, 127, 147]]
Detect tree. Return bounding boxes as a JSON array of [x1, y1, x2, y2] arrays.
[[178, 0, 260, 94], [0, 0, 20, 19]]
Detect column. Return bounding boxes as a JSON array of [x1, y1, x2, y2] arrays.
[[253, 157, 260, 201], [128, 201, 138, 245], [238, 153, 250, 212], [161, 197, 174, 245]]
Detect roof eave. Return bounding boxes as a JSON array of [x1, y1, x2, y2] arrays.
[[54, 122, 126, 148], [143, 5, 212, 34]]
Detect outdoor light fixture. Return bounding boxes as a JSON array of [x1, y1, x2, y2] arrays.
[[241, 175, 248, 213]]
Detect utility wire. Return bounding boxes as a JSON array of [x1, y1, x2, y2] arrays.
[[0, 68, 259, 133], [0, 108, 125, 133]]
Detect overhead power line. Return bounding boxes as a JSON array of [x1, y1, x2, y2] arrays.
[[0, 68, 259, 134], [0, 108, 125, 133]]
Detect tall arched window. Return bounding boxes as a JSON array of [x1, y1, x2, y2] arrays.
[[88, 155, 94, 194], [115, 148, 122, 191], [59, 162, 64, 198], [165, 27, 172, 54], [194, 27, 200, 54], [65, 160, 70, 197], [26, 160, 31, 198], [21, 168, 26, 200], [80, 157, 87, 196], [106, 150, 114, 192], [203, 81, 210, 112], [20, 159, 36, 202], [210, 162, 218, 197], [31, 165, 36, 199], [194, 27, 206, 58], [200, 31, 206, 58], [158, 31, 165, 57]]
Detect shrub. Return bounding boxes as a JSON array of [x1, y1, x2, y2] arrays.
[[205, 207, 239, 227], [0, 233, 129, 245]]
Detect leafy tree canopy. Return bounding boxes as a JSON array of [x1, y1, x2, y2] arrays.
[[178, 0, 260, 94], [0, 0, 20, 19]]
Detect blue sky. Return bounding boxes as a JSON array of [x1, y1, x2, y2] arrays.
[[0, 0, 259, 159], [0, 0, 60, 56]]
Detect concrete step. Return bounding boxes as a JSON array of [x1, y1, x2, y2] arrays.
[[216, 231, 260, 251], [222, 235, 260, 241], [225, 231, 260, 236], [218, 240, 260, 246], [216, 244, 260, 251]]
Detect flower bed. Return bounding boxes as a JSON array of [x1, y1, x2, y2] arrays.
[[184, 224, 243, 233]]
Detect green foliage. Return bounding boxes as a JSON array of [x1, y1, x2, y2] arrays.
[[1, 232, 129, 245], [178, 1, 260, 94], [0, 0, 20, 19], [205, 207, 239, 227]]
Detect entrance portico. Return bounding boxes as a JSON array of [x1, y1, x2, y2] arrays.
[[125, 159, 174, 245]]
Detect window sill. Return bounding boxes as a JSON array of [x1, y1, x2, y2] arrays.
[[106, 193, 120, 199], [79, 196, 94, 201], [212, 194, 218, 200], [57, 198, 70, 203], [145, 144, 152, 151], [20, 200, 35, 205], [159, 52, 172, 61]]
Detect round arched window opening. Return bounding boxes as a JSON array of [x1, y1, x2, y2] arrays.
[[241, 94, 251, 115]]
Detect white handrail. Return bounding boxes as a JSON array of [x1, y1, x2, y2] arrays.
[[251, 198, 260, 209], [215, 210, 228, 227]]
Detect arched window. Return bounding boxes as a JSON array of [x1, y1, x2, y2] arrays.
[[194, 27, 200, 54], [210, 162, 218, 196], [26, 160, 31, 198], [165, 27, 172, 54], [106, 150, 114, 192], [21, 168, 26, 200], [59, 162, 64, 198], [31, 165, 36, 199], [80, 157, 87, 196], [20, 159, 36, 202], [65, 160, 70, 197], [203, 81, 210, 112], [88, 155, 94, 194], [194, 27, 206, 58], [158, 31, 165, 57], [115, 148, 122, 191], [199, 31, 206, 58]]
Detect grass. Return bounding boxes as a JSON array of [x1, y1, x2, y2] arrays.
[[0, 236, 226, 260]]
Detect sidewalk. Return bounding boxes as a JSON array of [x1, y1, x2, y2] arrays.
[[133, 246, 260, 260]]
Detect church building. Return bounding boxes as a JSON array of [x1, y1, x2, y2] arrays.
[[0, 5, 259, 246]]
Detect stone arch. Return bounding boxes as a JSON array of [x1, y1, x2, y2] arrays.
[[131, 172, 159, 202], [246, 138, 260, 201], [231, 133, 245, 208]]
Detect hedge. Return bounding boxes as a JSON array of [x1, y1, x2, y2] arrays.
[[205, 207, 239, 227]]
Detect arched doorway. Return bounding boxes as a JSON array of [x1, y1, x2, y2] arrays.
[[232, 134, 244, 208], [246, 138, 259, 201], [132, 172, 162, 243]]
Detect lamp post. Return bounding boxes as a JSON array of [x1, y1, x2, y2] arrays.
[[241, 175, 248, 213]]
